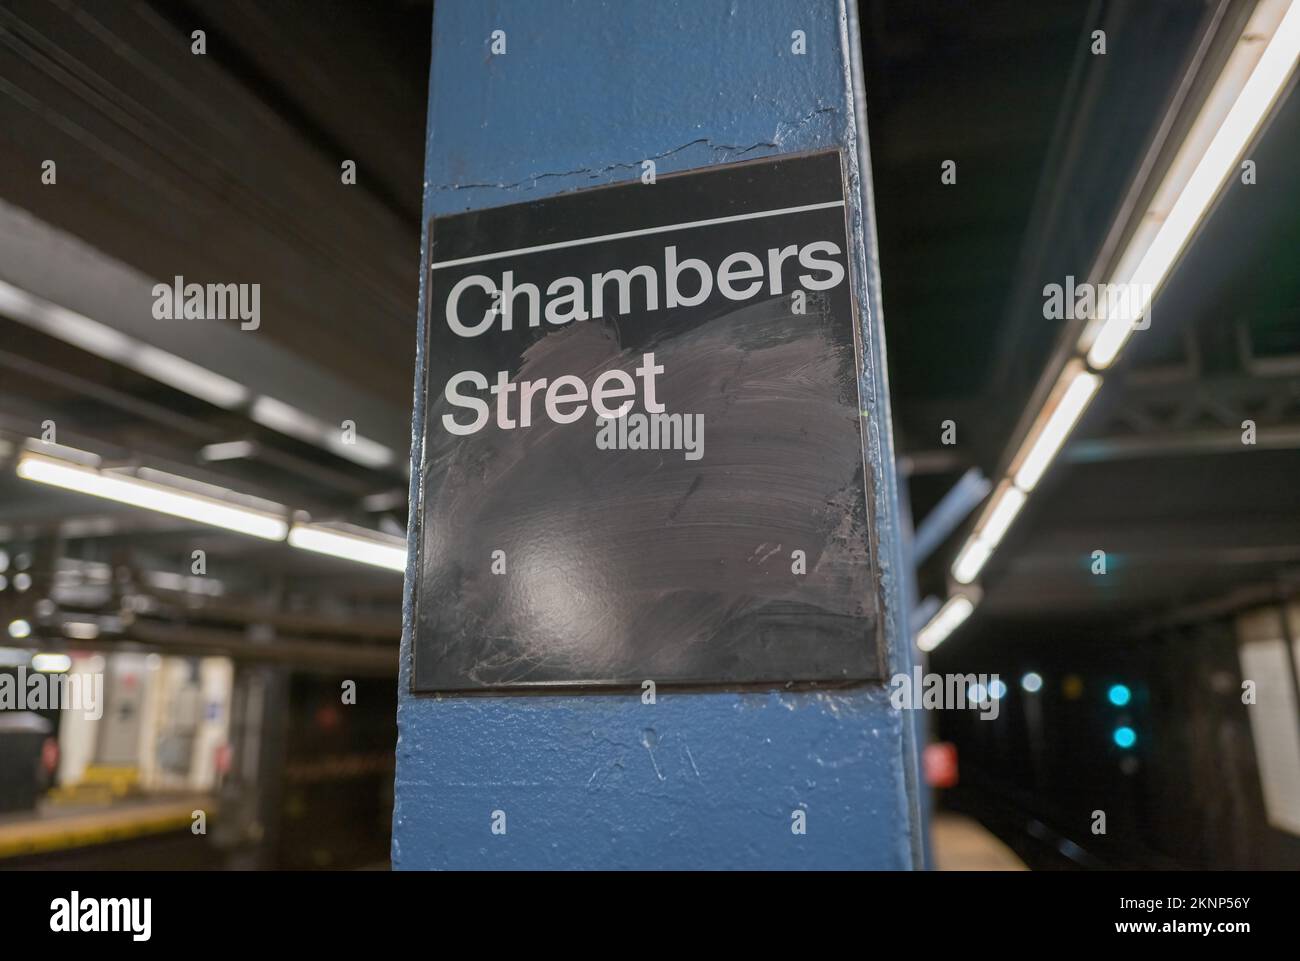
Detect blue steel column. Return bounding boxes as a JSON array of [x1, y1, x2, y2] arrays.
[[395, 0, 924, 870]]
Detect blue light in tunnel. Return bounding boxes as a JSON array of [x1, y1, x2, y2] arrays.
[[1113, 726, 1137, 749], [1108, 684, 1132, 707], [1021, 672, 1043, 693]]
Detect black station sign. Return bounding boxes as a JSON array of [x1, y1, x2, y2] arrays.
[[412, 150, 882, 692]]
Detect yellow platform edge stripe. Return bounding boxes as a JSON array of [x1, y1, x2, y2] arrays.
[[0, 799, 217, 860]]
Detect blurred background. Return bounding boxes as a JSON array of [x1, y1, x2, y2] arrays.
[[0, 0, 427, 870], [0, 0, 1297, 870]]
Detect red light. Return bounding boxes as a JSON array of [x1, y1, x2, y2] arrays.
[[41, 736, 59, 775], [315, 704, 341, 731], [923, 741, 959, 789]]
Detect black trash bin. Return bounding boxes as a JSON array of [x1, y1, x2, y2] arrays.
[[0, 711, 53, 813]]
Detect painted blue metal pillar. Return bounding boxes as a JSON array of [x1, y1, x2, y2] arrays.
[[394, 0, 924, 869]]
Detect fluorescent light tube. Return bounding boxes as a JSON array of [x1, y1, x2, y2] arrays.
[[32, 653, 72, 673], [17, 453, 288, 540], [917, 595, 975, 652], [1013, 367, 1101, 492], [952, 537, 993, 585], [251, 396, 395, 470], [200, 440, 258, 462], [980, 484, 1028, 548], [288, 523, 407, 572], [62, 622, 101, 641], [949, 484, 1027, 585], [1085, 0, 1300, 369]]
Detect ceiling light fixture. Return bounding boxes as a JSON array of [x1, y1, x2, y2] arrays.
[[17, 451, 288, 540], [287, 522, 407, 572], [1083, 0, 1300, 369], [916, 595, 976, 652]]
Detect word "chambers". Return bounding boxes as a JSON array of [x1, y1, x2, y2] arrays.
[[443, 241, 847, 337]]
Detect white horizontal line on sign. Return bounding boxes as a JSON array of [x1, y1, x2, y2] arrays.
[[429, 200, 847, 270]]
